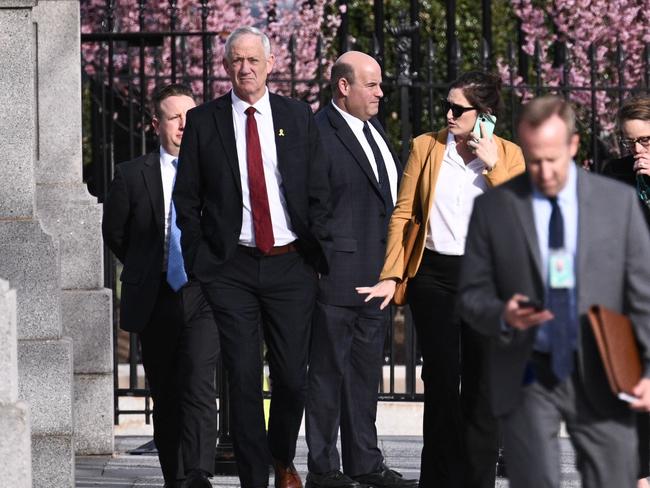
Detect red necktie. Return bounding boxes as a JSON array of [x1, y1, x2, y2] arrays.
[[245, 106, 274, 254]]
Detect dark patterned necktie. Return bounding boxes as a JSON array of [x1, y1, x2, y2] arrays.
[[362, 121, 393, 214], [546, 196, 575, 381], [245, 106, 274, 254]]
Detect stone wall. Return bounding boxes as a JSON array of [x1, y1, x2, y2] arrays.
[[0, 279, 31, 488], [0, 0, 114, 486], [33, 0, 114, 455]]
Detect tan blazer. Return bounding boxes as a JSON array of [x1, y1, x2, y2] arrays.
[[379, 129, 526, 282]]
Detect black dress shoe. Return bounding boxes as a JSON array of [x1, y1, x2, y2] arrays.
[[351, 465, 418, 488], [305, 470, 361, 488], [185, 472, 212, 488]]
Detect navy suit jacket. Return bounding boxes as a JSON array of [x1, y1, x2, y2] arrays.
[[173, 91, 332, 281], [315, 103, 402, 306]]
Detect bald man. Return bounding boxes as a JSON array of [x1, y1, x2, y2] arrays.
[[304, 52, 416, 488]]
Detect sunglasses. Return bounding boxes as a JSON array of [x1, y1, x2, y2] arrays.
[[442, 100, 478, 118]]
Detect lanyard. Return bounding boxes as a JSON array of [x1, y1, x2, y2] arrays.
[[636, 174, 650, 209]]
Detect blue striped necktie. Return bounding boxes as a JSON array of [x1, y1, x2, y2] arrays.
[[166, 158, 187, 291]]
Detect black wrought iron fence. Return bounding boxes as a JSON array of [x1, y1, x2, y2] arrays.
[[81, 1, 650, 430]]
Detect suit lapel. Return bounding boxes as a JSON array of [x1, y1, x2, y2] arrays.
[[212, 92, 242, 197], [269, 93, 290, 178], [142, 151, 165, 238], [576, 168, 591, 291], [510, 176, 544, 283], [326, 105, 383, 197], [422, 130, 447, 219], [370, 116, 403, 185]]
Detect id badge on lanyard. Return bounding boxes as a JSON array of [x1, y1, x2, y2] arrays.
[[548, 249, 575, 289]]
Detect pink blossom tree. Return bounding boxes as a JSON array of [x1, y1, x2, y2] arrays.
[[501, 0, 650, 157], [80, 0, 340, 106]]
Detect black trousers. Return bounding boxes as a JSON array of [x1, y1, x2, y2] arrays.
[[200, 247, 318, 488], [178, 280, 221, 476], [306, 301, 387, 476], [407, 250, 498, 488], [139, 278, 217, 484]]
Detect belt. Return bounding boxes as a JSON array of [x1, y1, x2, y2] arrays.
[[238, 242, 298, 257]]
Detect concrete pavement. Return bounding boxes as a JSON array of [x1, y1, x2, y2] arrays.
[[76, 435, 582, 487]]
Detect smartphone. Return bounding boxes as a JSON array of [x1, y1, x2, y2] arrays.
[[517, 299, 543, 311], [472, 113, 497, 139], [618, 392, 640, 403]]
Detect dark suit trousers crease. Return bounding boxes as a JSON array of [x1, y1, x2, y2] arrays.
[[200, 247, 318, 488], [138, 278, 185, 484], [177, 280, 221, 476], [408, 250, 498, 488], [139, 278, 219, 483], [306, 301, 387, 476]]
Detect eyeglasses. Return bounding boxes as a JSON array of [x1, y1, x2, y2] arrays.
[[442, 100, 477, 118], [621, 135, 650, 151]]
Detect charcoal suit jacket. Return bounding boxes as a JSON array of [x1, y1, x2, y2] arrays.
[[458, 169, 650, 417]]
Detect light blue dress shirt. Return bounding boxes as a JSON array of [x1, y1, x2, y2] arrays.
[[531, 162, 579, 352]]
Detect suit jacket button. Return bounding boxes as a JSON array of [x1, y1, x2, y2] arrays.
[[380, 212, 386, 218]]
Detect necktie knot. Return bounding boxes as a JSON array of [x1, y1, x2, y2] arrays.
[[245, 106, 256, 117], [171, 158, 178, 169]]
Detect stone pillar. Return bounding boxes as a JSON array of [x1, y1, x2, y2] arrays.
[[0, 0, 75, 486], [32, 0, 114, 455], [0, 279, 32, 488]]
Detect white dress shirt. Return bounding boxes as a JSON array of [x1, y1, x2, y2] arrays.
[[426, 132, 489, 255], [231, 89, 297, 247], [331, 101, 398, 203], [159, 146, 177, 270]]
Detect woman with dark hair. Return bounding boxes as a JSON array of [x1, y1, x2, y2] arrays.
[[602, 96, 650, 488], [358, 71, 525, 487]]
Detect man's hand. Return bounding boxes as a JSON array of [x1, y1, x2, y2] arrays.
[[503, 293, 554, 330], [356, 279, 397, 310], [631, 378, 650, 411]]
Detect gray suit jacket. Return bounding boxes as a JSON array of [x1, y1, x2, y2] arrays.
[[457, 167, 650, 417]]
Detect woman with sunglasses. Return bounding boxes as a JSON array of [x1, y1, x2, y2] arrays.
[[358, 71, 525, 487], [602, 96, 650, 488]]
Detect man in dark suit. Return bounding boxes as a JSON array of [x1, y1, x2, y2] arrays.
[[304, 51, 415, 488], [173, 26, 331, 488], [102, 84, 219, 488], [457, 95, 650, 486]]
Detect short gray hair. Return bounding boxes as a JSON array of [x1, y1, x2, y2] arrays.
[[224, 26, 271, 62]]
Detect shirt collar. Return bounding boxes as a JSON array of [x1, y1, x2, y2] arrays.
[[231, 87, 271, 117], [532, 160, 578, 205], [159, 146, 177, 167], [446, 130, 456, 147], [331, 100, 366, 131]]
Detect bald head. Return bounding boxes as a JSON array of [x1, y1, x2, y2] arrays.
[[330, 51, 383, 121]]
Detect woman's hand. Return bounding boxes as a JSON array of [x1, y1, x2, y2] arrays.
[[467, 122, 498, 170], [634, 152, 650, 177], [356, 279, 397, 310]]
